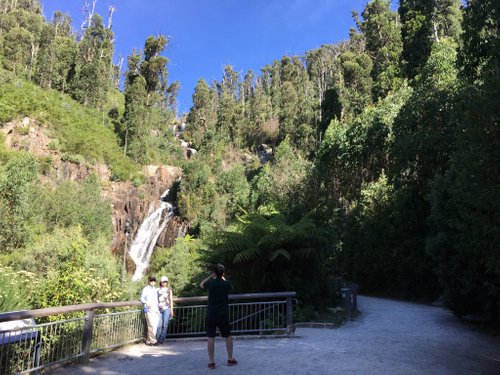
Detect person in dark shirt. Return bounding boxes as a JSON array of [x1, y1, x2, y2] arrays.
[[200, 263, 238, 369]]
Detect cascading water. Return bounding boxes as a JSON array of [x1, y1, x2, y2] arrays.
[[129, 189, 173, 281]]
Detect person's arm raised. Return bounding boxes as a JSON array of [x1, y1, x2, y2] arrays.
[[200, 273, 215, 288]]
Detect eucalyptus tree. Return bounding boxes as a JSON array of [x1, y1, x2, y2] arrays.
[[391, 39, 458, 189], [277, 55, 315, 150], [306, 44, 342, 125], [0, 0, 44, 77], [248, 76, 274, 146], [69, 14, 114, 108], [122, 35, 178, 163], [268, 60, 282, 119], [337, 29, 373, 118], [398, 0, 434, 79], [122, 50, 148, 160], [357, 0, 403, 100], [185, 79, 218, 148], [141, 35, 169, 104], [35, 11, 77, 92], [398, 0, 462, 79], [239, 70, 254, 123], [431, 0, 462, 42], [216, 65, 239, 146], [383, 39, 459, 298]]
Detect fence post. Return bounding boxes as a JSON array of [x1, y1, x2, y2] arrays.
[[81, 310, 95, 363], [286, 297, 293, 335], [341, 288, 352, 322], [348, 282, 358, 317]]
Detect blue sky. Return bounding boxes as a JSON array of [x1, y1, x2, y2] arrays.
[[42, 0, 368, 114]]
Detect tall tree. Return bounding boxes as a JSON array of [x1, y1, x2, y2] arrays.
[[431, 0, 462, 42], [186, 79, 217, 147], [216, 65, 239, 145], [306, 44, 341, 125], [399, 0, 462, 79], [399, 0, 434, 79], [358, 0, 403, 99], [122, 50, 147, 160], [35, 11, 77, 91], [140, 35, 169, 104], [427, 0, 499, 322], [338, 37, 373, 118], [69, 14, 114, 108], [0, 0, 44, 77], [122, 35, 177, 162]]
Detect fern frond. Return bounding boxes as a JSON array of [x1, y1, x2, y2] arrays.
[[269, 248, 291, 262], [234, 246, 261, 263]]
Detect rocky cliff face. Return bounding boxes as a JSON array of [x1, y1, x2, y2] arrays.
[[1, 118, 189, 270], [107, 165, 187, 259]]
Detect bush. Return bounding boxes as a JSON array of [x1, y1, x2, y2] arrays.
[[32, 174, 112, 241], [0, 264, 35, 312]]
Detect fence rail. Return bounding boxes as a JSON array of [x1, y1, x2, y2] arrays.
[[0, 292, 296, 374]]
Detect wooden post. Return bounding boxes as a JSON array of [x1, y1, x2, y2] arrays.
[[341, 288, 352, 321], [81, 310, 95, 363], [286, 297, 293, 335]]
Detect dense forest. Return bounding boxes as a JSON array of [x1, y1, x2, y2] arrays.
[[0, 0, 498, 325]]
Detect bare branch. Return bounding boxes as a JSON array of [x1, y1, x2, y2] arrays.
[[108, 4, 116, 29], [81, 0, 98, 31]]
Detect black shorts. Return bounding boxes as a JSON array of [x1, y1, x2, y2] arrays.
[[206, 314, 231, 337]]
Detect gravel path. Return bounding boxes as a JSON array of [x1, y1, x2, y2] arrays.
[[48, 296, 499, 374]]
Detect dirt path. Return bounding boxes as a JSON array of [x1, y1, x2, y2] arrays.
[[48, 296, 499, 374]]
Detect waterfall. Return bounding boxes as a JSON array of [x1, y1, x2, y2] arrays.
[[129, 189, 173, 281]]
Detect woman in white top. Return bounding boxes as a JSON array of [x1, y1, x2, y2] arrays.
[[156, 276, 174, 343]]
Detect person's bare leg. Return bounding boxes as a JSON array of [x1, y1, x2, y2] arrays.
[[208, 337, 215, 363], [225, 336, 233, 359]]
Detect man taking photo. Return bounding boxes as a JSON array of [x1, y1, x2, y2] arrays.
[[200, 264, 238, 369]]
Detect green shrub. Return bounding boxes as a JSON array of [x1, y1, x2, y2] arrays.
[[0, 264, 35, 312], [61, 152, 85, 165], [15, 126, 29, 135], [37, 155, 52, 175], [32, 175, 112, 241], [47, 138, 61, 151]]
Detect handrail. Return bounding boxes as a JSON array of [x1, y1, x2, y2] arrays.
[[175, 291, 296, 304], [0, 292, 297, 323]]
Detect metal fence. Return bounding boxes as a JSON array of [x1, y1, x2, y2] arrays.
[[0, 292, 295, 374]]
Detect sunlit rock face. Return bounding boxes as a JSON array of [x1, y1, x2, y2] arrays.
[[107, 165, 188, 269]]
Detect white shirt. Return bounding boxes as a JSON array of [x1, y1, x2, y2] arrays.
[[140, 285, 159, 313]]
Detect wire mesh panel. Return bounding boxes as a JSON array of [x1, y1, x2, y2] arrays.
[[91, 309, 144, 352], [0, 317, 85, 375], [169, 304, 207, 337], [168, 299, 288, 337], [0, 324, 42, 375], [229, 300, 287, 334]]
